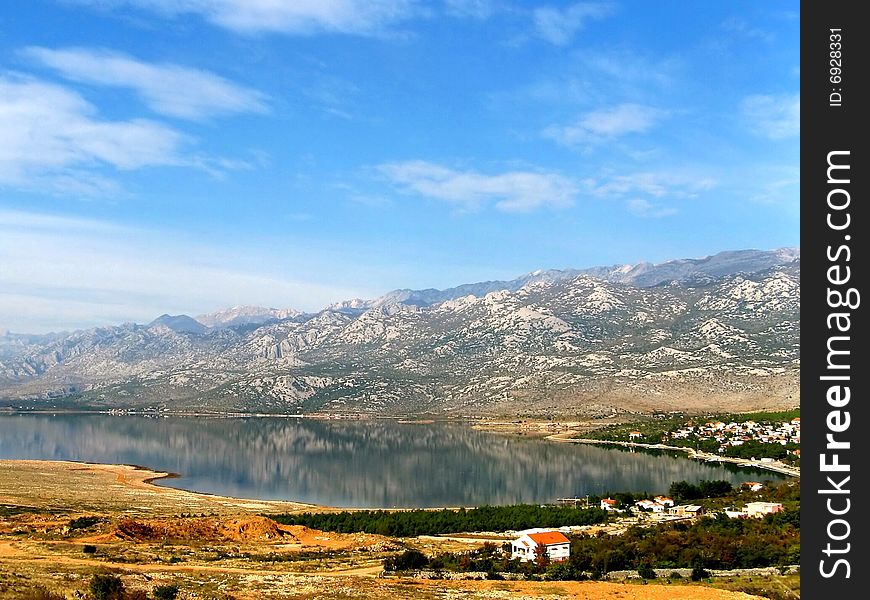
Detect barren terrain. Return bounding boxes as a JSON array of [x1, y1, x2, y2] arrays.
[[0, 459, 784, 599]]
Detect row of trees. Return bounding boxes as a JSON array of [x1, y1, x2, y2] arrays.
[[272, 504, 609, 537]]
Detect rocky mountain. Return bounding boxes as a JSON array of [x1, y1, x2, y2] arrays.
[[196, 306, 302, 329], [0, 249, 800, 416], [148, 314, 209, 335], [329, 248, 800, 313]]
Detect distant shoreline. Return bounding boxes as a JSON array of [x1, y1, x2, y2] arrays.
[[545, 433, 801, 478]]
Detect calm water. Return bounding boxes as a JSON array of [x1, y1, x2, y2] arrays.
[[0, 414, 784, 507]]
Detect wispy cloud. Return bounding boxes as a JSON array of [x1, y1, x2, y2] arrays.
[[722, 17, 774, 43], [533, 2, 615, 45], [443, 0, 496, 19], [0, 210, 368, 333], [379, 160, 577, 212], [741, 93, 800, 139], [590, 171, 717, 200], [0, 74, 186, 193], [71, 0, 421, 36], [626, 198, 677, 218], [544, 103, 669, 146], [23, 46, 269, 120]]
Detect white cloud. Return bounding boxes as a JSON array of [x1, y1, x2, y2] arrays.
[[533, 2, 615, 45], [0, 75, 186, 192], [23, 46, 269, 120], [741, 93, 800, 139], [591, 171, 716, 199], [626, 198, 677, 218], [721, 17, 774, 43], [443, 0, 496, 19], [379, 160, 577, 212], [73, 0, 420, 36], [543, 103, 669, 146], [0, 210, 369, 333]]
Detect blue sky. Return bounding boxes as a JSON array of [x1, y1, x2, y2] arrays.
[[0, 0, 799, 333]]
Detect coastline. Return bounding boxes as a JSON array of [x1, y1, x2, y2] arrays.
[[544, 433, 801, 478]]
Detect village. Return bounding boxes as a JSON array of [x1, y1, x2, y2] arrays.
[[650, 416, 800, 455]]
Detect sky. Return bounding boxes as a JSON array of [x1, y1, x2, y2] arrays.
[[0, 0, 800, 334]]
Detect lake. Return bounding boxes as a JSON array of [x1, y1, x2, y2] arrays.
[[0, 414, 784, 508]]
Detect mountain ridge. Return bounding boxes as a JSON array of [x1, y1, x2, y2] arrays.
[[0, 248, 800, 417]]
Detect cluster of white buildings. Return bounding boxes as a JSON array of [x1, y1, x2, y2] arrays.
[[598, 495, 677, 514], [665, 417, 800, 452]]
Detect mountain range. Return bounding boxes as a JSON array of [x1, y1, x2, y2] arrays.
[[0, 248, 800, 417]]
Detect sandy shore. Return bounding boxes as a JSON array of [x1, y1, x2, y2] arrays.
[[0, 459, 321, 516]]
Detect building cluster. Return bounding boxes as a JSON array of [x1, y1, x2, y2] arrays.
[[664, 417, 800, 452], [598, 495, 677, 514]]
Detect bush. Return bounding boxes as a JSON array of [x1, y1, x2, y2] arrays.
[[690, 565, 711, 581], [669, 571, 683, 579], [90, 574, 125, 600], [637, 564, 657, 579], [83, 544, 98, 554], [152, 585, 179, 600], [69, 516, 101, 530], [384, 549, 428, 571]]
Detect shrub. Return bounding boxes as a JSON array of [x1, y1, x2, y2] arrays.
[[690, 565, 711, 581], [637, 564, 657, 579], [69, 516, 101, 530], [152, 584, 180, 600], [669, 571, 683, 579], [83, 544, 98, 554], [89, 574, 125, 600], [384, 549, 428, 571]]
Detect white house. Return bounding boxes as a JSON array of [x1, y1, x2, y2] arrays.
[[510, 531, 571, 562], [668, 504, 704, 517], [745, 502, 783, 517], [600, 497, 618, 511]]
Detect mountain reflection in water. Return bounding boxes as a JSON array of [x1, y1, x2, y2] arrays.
[[0, 414, 784, 507]]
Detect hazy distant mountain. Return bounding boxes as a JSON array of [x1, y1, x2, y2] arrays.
[[0, 249, 800, 416], [196, 306, 302, 329], [337, 247, 800, 311], [148, 314, 208, 335]]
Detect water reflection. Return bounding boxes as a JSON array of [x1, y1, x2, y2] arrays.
[[0, 414, 784, 508]]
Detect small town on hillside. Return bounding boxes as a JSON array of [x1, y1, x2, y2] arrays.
[[659, 417, 800, 449]]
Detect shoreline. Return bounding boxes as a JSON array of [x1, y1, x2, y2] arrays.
[[545, 433, 801, 478], [0, 459, 326, 516]]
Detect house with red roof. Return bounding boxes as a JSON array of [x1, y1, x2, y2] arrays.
[[600, 497, 619, 511], [510, 530, 571, 562]]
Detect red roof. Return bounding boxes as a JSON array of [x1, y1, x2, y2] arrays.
[[527, 531, 570, 546]]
